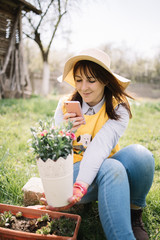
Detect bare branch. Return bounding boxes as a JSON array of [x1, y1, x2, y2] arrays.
[[47, 10, 67, 54], [25, 15, 36, 31], [37, 0, 42, 11], [23, 32, 34, 41], [36, 0, 55, 32], [58, 0, 61, 14]]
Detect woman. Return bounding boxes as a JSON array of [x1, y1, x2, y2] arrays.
[[48, 49, 155, 240]]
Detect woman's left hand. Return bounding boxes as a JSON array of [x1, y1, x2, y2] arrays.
[[63, 112, 86, 131]]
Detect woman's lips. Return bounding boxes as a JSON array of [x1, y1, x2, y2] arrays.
[[83, 92, 92, 96]]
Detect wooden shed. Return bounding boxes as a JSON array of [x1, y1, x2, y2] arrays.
[[0, 0, 41, 98]]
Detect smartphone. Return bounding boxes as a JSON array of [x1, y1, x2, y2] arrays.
[[64, 101, 85, 121]]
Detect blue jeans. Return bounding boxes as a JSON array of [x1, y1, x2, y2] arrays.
[[73, 144, 155, 240]]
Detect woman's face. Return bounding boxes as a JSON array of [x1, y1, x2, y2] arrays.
[[74, 67, 105, 106]]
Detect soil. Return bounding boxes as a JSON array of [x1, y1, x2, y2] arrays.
[[0, 211, 76, 237]]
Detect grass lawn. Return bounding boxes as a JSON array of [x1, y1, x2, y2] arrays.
[[0, 96, 160, 240]]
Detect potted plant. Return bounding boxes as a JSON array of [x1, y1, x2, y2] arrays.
[[0, 203, 81, 239], [30, 119, 76, 208]]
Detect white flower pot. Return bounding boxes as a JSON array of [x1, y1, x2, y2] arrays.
[[37, 153, 73, 207]]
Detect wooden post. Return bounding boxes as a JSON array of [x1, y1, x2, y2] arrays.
[[0, 12, 19, 76], [18, 6, 25, 95]]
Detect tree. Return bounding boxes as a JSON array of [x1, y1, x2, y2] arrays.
[[23, 0, 72, 96]]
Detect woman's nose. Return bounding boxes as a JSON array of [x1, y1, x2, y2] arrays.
[[81, 80, 88, 90]]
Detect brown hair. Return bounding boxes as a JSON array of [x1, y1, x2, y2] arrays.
[[71, 60, 133, 120]]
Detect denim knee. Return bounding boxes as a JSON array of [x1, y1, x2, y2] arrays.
[[96, 158, 128, 185]]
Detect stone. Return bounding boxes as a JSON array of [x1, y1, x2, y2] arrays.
[[22, 177, 44, 206]]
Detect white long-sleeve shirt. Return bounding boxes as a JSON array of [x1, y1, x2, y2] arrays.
[[54, 97, 129, 185]]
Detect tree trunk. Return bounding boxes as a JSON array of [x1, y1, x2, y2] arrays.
[[41, 61, 50, 96]]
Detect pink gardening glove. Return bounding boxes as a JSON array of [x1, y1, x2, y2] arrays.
[[68, 182, 88, 204]]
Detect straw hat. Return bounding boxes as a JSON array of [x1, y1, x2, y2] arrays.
[[62, 48, 130, 89]]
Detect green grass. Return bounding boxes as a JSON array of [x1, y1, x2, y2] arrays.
[[0, 96, 160, 239], [0, 96, 58, 205]]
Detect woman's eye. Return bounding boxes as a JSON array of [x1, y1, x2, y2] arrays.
[[87, 77, 96, 83], [89, 80, 96, 83], [75, 79, 82, 82], [88, 78, 96, 83]]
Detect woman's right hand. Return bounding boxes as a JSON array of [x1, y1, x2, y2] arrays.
[[63, 112, 86, 131]]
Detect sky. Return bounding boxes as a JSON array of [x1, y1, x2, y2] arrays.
[[54, 0, 160, 58]]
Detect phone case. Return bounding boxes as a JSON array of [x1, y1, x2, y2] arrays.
[[64, 101, 84, 119]]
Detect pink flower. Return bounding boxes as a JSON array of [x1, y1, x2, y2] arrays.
[[40, 130, 48, 137], [59, 130, 64, 136], [70, 132, 76, 140], [65, 132, 71, 136]]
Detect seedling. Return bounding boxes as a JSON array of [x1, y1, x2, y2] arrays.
[[15, 211, 22, 218], [0, 211, 13, 227], [36, 226, 51, 235], [37, 214, 50, 222]]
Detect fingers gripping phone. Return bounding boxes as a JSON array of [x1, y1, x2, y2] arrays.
[[64, 101, 85, 122]]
